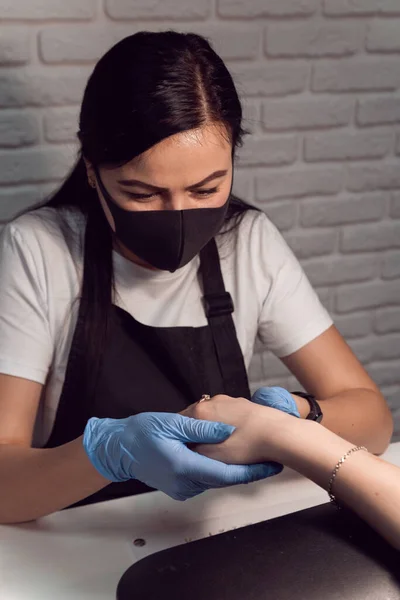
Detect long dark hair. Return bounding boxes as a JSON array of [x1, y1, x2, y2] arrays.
[[43, 31, 255, 397]]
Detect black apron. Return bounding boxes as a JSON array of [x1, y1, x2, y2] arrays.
[[45, 238, 250, 506]]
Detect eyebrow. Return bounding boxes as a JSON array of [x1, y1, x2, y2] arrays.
[[117, 170, 228, 192]]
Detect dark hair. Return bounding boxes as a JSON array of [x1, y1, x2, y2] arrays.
[[44, 31, 256, 397]]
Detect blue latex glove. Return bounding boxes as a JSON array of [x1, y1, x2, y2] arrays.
[[83, 412, 279, 501], [251, 386, 300, 418]]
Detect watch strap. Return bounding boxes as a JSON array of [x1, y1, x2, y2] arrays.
[[291, 391, 323, 423]]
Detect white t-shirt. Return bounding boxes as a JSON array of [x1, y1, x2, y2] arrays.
[[0, 207, 332, 447]]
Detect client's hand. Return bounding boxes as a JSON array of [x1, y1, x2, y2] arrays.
[[181, 395, 288, 467]]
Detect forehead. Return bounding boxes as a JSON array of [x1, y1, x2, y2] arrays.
[[116, 124, 232, 186]]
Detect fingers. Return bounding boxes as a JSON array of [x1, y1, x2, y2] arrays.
[[219, 462, 283, 485], [251, 386, 300, 418], [184, 447, 283, 487], [180, 394, 232, 419], [175, 415, 236, 444]]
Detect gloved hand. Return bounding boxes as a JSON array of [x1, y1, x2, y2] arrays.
[[251, 386, 300, 418], [83, 412, 275, 501]]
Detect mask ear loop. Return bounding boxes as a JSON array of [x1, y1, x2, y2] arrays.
[[93, 167, 115, 206]]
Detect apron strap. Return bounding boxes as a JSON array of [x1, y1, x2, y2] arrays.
[[200, 238, 251, 399]]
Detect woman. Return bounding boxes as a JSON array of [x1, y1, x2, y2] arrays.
[[0, 32, 392, 524], [183, 390, 400, 550]]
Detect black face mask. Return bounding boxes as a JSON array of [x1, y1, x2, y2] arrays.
[[94, 170, 229, 272]]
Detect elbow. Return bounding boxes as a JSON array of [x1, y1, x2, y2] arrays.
[[0, 511, 41, 525], [370, 395, 394, 456]]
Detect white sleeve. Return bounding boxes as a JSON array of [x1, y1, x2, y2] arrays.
[[254, 214, 333, 358], [0, 223, 52, 384]]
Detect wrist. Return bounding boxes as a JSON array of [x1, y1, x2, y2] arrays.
[[291, 393, 310, 419], [256, 409, 306, 464], [281, 420, 354, 488]]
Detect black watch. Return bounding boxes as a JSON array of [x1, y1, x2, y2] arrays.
[[291, 391, 323, 423]]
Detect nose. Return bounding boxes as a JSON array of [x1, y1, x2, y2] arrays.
[[164, 192, 191, 211]]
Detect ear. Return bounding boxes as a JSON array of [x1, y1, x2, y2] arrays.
[[83, 157, 96, 188]]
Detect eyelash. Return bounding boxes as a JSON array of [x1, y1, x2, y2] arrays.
[[127, 187, 220, 201]]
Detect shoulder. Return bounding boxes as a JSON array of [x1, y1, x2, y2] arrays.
[[219, 208, 291, 274], [0, 207, 84, 306], [1, 206, 84, 264]]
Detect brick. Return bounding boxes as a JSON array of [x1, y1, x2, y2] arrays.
[[303, 255, 380, 287], [106, 0, 210, 20], [0, 187, 45, 221], [316, 287, 333, 310], [39, 182, 59, 200], [256, 166, 343, 201], [261, 352, 291, 379], [284, 230, 337, 259], [197, 25, 261, 61], [382, 252, 400, 280], [242, 99, 261, 132], [304, 130, 392, 162], [262, 98, 354, 132], [232, 169, 253, 200], [0, 68, 90, 108], [0, 112, 40, 148], [335, 279, 400, 313], [232, 64, 308, 97], [367, 21, 400, 53], [312, 59, 400, 92], [368, 361, 400, 388], [348, 338, 375, 364], [0, 0, 96, 20], [347, 163, 400, 192], [324, 0, 400, 16], [39, 27, 114, 64], [301, 193, 386, 227], [0, 148, 74, 185], [0, 29, 30, 66], [381, 385, 400, 411], [39, 23, 261, 64], [393, 412, 400, 442], [357, 97, 400, 126], [266, 22, 363, 57], [238, 136, 298, 167], [375, 308, 400, 334], [391, 194, 400, 218], [263, 202, 297, 232], [334, 312, 373, 339], [393, 415, 400, 441], [43, 107, 80, 143], [374, 335, 400, 360], [341, 222, 400, 253], [218, 0, 318, 17]]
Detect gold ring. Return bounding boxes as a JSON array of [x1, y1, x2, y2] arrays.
[[198, 394, 211, 403]]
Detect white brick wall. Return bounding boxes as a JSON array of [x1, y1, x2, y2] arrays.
[[0, 0, 399, 435]]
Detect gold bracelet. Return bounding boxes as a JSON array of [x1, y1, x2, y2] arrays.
[[328, 445, 368, 508]]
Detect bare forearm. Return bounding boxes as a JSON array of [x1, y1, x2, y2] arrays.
[[0, 438, 109, 524], [279, 420, 400, 550], [295, 388, 393, 455]]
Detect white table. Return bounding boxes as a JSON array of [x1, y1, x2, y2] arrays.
[[1, 442, 400, 600]]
